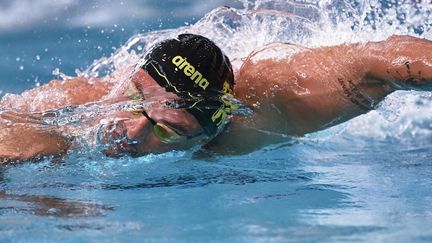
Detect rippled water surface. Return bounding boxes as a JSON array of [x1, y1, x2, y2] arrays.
[[1, 0, 432, 242]]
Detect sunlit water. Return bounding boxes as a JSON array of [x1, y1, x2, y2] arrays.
[[1, 0, 432, 242]]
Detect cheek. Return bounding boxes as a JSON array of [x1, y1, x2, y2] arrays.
[[133, 133, 177, 155], [123, 118, 151, 140]]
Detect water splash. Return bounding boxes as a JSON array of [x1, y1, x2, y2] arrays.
[[9, 0, 430, 151]]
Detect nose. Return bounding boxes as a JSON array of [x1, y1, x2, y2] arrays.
[[123, 115, 152, 141]]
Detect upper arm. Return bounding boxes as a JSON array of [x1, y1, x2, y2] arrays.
[[235, 42, 385, 135]]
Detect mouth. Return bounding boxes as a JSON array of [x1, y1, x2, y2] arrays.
[[114, 139, 138, 156], [99, 118, 138, 156]]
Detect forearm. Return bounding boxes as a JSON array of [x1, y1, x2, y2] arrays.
[[1, 77, 112, 112], [0, 123, 70, 163], [363, 35, 432, 91]]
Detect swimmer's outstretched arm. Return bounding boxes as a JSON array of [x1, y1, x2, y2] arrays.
[[239, 34, 432, 133], [0, 77, 109, 162], [207, 35, 432, 154], [0, 77, 112, 112], [0, 122, 70, 163]]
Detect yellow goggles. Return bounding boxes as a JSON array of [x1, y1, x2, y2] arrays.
[[126, 81, 204, 143], [136, 109, 200, 144], [152, 122, 186, 144]]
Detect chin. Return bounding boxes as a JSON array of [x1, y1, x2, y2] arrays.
[[96, 122, 138, 157]]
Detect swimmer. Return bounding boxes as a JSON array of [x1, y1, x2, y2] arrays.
[[1, 34, 432, 162]]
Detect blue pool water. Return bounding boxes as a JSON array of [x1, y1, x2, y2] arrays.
[[1, 0, 432, 242]]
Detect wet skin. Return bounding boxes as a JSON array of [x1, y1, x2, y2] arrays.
[[205, 35, 432, 153], [1, 35, 432, 161], [96, 68, 206, 157], [0, 68, 207, 161]]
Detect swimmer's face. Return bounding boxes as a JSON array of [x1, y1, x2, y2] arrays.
[[100, 68, 206, 157]]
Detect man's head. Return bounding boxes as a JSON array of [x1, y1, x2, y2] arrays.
[[142, 33, 235, 136], [100, 34, 236, 156]]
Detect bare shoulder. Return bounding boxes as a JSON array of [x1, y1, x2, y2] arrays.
[[235, 42, 312, 102], [242, 42, 309, 65], [233, 41, 369, 135]]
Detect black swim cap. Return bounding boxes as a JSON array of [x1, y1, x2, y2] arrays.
[[142, 34, 236, 136]]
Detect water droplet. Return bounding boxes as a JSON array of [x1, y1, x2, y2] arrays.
[[19, 65, 24, 70], [47, 208, 58, 214], [52, 68, 60, 76]]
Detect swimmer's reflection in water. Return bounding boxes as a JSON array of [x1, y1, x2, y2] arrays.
[[1, 34, 432, 162], [0, 191, 112, 217]]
